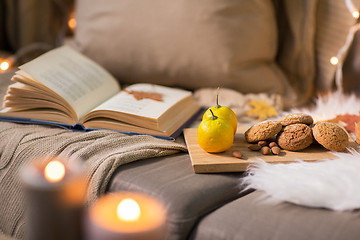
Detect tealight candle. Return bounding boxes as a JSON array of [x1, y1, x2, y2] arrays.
[[86, 192, 167, 240], [21, 157, 87, 240]]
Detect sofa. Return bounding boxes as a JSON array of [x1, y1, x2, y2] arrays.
[[1, 0, 360, 239]]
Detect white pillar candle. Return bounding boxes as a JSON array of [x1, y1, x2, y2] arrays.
[[86, 192, 167, 240], [21, 157, 87, 240]]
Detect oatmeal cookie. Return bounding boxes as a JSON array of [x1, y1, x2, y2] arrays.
[[279, 113, 313, 126], [277, 123, 313, 151], [312, 122, 349, 151], [245, 120, 282, 143]]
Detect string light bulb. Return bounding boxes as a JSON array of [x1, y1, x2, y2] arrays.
[[330, 0, 360, 93], [0, 60, 10, 71], [330, 56, 339, 65], [352, 9, 360, 19], [68, 11, 76, 32], [0, 56, 15, 72]]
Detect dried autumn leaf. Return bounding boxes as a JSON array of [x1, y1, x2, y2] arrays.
[[246, 100, 278, 121], [335, 114, 360, 133], [124, 89, 163, 101], [355, 122, 360, 144]]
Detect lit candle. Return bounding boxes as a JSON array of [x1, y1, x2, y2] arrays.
[[21, 157, 87, 240], [86, 192, 167, 240]]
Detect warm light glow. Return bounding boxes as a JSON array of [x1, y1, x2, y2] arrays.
[[68, 12, 76, 31], [68, 18, 76, 30], [352, 10, 360, 19], [330, 56, 339, 65], [0, 61, 9, 71], [90, 192, 167, 234], [117, 198, 141, 221], [44, 160, 66, 182]]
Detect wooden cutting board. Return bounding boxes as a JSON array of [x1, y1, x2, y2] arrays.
[[184, 127, 357, 173]]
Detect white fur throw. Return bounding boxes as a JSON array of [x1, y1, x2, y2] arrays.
[[291, 90, 360, 122], [241, 91, 360, 211], [242, 148, 360, 211]]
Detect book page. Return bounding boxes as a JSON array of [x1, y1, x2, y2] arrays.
[[19, 46, 120, 119], [89, 84, 192, 119]]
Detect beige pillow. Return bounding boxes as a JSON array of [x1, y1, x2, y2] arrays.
[[74, 0, 296, 105]]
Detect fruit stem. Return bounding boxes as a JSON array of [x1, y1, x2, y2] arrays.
[[209, 109, 218, 120], [216, 87, 221, 108]]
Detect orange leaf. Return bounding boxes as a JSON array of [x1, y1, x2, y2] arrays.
[[335, 114, 360, 133], [355, 122, 360, 144], [123, 89, 163, 101]]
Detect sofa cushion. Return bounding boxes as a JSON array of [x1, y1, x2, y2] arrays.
[[107, 152, 246, 240], [190, 191, 360, 240], [74, 0, 296, 104]]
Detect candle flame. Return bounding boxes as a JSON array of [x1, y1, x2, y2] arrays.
[[44, 160, 66, 182], [117, 198, 141, 221]]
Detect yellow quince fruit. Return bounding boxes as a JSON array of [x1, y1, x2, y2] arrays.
[[197, 109, 234, 153], [202, 88, 237, 134]]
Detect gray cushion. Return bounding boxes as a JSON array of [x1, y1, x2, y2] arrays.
[[107, 153, 246, 240], [190, 191, 360, 240]]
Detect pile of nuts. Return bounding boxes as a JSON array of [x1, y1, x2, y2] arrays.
[[248, 140, 281, 155]]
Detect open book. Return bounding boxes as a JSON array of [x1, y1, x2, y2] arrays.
[[0, 46, 201, 139]]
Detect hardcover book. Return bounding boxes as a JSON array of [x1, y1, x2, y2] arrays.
[[0, 46, 201, 139]]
